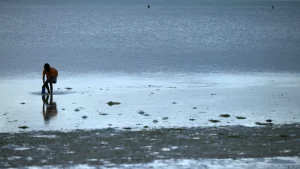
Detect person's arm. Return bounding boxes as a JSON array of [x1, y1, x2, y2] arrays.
[[43, 73, 45, 84]]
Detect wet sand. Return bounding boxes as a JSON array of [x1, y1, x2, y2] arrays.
[[1, 124, 300, 168], [1, 73, 300, 132], [0, 72, 300, 168]]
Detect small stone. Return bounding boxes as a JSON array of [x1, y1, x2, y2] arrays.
[[193, 107, 197, 109], [123, 127, 132, 130], [65, 87, 72, 90], [74, 109, 80, 112], [20, 102, 26, 105], [209, 119, 220, 123], [18, 126, 29, 129], [172, 102, 177, 104], [236, 116, 246, 119], [162, 117, 169, 120], [143, 126, 149, 128], [189, 119, 196, 121], [220, 114, 230, 118], [107, 101, 120, 106], [82, 116, 88, 119], [255, 122, 273, 126], [138, 110, 145, 115], [143, 114, 150, 116], [266, 119, 272, 123], [153, 120, 159, 123]]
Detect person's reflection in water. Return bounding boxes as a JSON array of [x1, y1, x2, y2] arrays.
[[42, 95, 58, 124]]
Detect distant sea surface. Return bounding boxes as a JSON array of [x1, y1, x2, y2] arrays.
[[0, 0, 300, 77]]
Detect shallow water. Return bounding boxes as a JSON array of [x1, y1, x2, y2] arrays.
[[0, 0, 300, 77]]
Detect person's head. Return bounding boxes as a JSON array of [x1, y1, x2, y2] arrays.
[[44, 63, 50, 72]]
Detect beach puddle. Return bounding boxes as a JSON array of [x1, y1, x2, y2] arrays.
[[30, 91, 75, 95]]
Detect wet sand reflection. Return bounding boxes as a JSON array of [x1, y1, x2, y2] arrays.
[[42, 95, 58, 124]]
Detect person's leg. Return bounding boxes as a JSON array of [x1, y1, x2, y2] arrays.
[[50, 81, 53, 94], [50, 76, 57, 94]]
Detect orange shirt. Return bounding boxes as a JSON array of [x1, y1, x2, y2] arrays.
[[43, 67, 58, 78]]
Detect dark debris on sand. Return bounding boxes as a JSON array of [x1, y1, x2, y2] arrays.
[[236, 116, 246, 119], [107, 101, 121, 106], [220, 114, 230, 118], [209, 119, 220, 123]]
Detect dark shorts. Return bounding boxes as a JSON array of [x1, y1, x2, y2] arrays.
[[47, 76, 57, 84]]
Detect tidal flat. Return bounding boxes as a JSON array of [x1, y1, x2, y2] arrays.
[[1, 124, 300, 168]]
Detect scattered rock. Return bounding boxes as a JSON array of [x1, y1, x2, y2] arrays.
[[144, 114, 150, 116], [236, 116, 246, 119], [266, 119, 272, 123], [99, 112, 108, 116], [220, 114, 230, 118], [107, 101, 121, 106], [138, 110, 145, 115], [20, 102, 26, 105], [62, 108, 65, 110], [189, 119, 196, 121], [65, 87, 72, 90], [193, 107, 197, 109], [143, 126, 149, 128], [281, 134, 289, 138], [211, 93, 217, 96], [74, 108, 80, 112], [172, 102, 177, 104], [209, 119, 220, 123], [18, 126, 28, 129], [123, 127, 132, 130], [162, 117, 169, 120], [108, 124, 112, 126], [153, 120, 159, 123], [151, 93, 154, 94], [255, 122, 273, 126], [82, 116, 88, 119]]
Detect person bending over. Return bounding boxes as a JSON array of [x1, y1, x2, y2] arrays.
[[42, 63, 58, 94]]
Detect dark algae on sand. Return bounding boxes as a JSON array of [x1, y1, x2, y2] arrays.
[[1, 124, 300, 168]]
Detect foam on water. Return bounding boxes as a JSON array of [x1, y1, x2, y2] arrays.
[[24, 157, 300, 169]]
